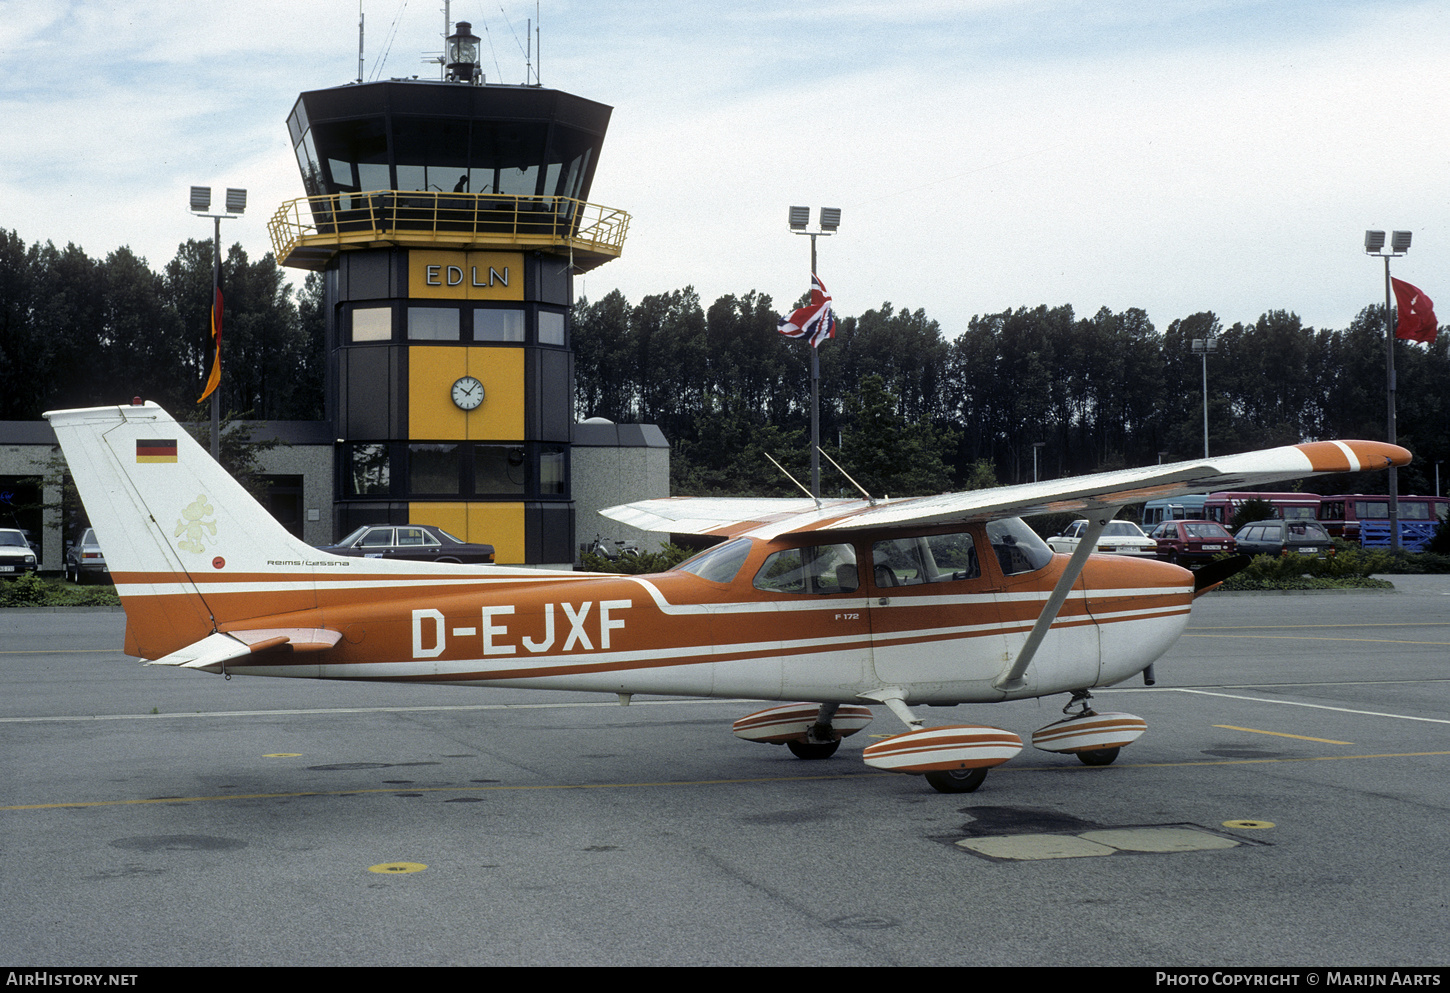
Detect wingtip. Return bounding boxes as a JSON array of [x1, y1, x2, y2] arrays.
[[1295, 440, 1412, 473]]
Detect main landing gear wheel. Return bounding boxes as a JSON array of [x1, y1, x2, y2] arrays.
[[924, 767, 988, 794], [1076, 747, 1121, 766], [787, 738, 840, 760]]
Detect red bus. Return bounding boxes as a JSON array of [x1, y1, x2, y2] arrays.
[[1201, 491, 1320, 527]]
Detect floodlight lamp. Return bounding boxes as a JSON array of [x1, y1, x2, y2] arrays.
[[225, 188, 247, 214], [190, 186, 211, 212], [788, 206, 809, 230], [1364, 230, 1386, 253], [1392, 230, 1412, 253], [820, 207, 841, 231]]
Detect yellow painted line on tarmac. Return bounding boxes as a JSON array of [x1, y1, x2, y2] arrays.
[[0, 649, 117, 655], [0, 771, 894, 810], [1213, 724, 1353, 744], [5, 751, 1450, 812]]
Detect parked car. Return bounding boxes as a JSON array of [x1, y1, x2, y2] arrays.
[[0, 528, 38, 578], [1046, 520, 1157, 556], [64, 528, 109, 583], [1149, 519, 1237, 565], [317, 524, 495, 565], [1233, 519, 1334, 558]]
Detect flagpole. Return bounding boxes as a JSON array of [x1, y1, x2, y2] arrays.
[[1384, 253, 1400, 551], [1366, 230, 1411, 553], [211, 215, 222, 462], [786, 207, 840, 501], [190, 186, 246, 463], [810, 233, 820, 500]]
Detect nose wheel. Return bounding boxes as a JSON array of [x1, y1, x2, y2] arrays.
[[787, 737, 841, 760], [1031, 690, 1146, 764]]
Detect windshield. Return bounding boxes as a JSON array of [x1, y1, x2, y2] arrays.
[[0, 532, 25, 547], [1102, 522, 1144, 537], [674, 538, 752, 584], [986, 518, 1053, 575]]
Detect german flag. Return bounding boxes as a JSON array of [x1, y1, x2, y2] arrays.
[[198, 284, 223, 403], [136, 439, 178, 463]]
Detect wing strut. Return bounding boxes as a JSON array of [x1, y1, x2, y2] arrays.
[[992, 506, 1121, 692]]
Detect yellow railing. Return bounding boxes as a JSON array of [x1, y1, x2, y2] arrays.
[[268, 190, 630, 272]]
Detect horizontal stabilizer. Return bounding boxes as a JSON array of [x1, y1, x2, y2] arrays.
[[148, 628, 342, 672]]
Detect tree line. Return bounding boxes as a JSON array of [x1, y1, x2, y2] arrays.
[[2, 226, 1443, 500], [573, 290, 1450, 498], [0, 230, 325, 423]]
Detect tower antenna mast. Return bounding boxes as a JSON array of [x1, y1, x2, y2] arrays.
[[357, 2, 365, 84]]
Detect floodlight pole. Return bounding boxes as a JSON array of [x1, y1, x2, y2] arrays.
[[209, 214, 221, 459], [1190, 337, 1217, 459], [789, 207, 840, 499], [809, 234, 820, 498], [1365, 230, 1409, 552], [191, 186, 246, 461]]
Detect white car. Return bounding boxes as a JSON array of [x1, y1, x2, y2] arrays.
[[1046, 519, 1157, 557], [0, 528, 39, 578]]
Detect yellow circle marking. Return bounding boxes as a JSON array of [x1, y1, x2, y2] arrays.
[[262, 753, 302, 758], [368, 862, 427, 874], [1223, 819, 1275, 829]]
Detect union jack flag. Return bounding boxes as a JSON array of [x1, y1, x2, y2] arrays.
[[777, 273, 836, 348]]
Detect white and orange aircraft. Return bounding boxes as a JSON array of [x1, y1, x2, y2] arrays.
[[46, 401, 1409, 793]]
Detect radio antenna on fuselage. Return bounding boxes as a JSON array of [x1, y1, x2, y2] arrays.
[[818, 447, 876, 506], [764, 453, 819, 510]]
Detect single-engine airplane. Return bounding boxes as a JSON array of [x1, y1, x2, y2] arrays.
[[46, 401, 1409, 792]]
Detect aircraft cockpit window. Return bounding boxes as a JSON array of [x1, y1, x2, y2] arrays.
[[984, 518, 1053, 576], [871, 533, 981, 586], [675, 538, 753, 585], [753, 543, 860, 595]]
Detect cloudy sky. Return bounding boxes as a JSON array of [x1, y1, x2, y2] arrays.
[[3, 0, 1447, 338]]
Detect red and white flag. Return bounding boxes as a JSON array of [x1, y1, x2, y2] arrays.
[[1391, 278, 1437, 344], [777, 273, 837, 348]]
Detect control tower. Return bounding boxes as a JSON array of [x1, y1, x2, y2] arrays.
[[268, 22, 628, 564]]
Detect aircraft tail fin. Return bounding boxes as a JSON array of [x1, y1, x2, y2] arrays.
[[44, 402, 327, 658]]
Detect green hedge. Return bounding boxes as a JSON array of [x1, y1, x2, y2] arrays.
[[0, 574, 121, 607], [1218, 543, 1397, 591]]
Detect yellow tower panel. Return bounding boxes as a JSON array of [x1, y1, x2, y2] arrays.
[[466, 347, 525, 440], [408, 346, 524, 440], [411, 502, 526, 563]]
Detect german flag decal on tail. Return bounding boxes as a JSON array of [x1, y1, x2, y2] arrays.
[[135, 439, 177, 463]]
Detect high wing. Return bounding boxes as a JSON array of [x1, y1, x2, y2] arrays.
[[603, 440, 1411, 539]]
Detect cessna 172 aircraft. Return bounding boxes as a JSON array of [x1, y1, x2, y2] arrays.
[[46, 401, 1409, 792]]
